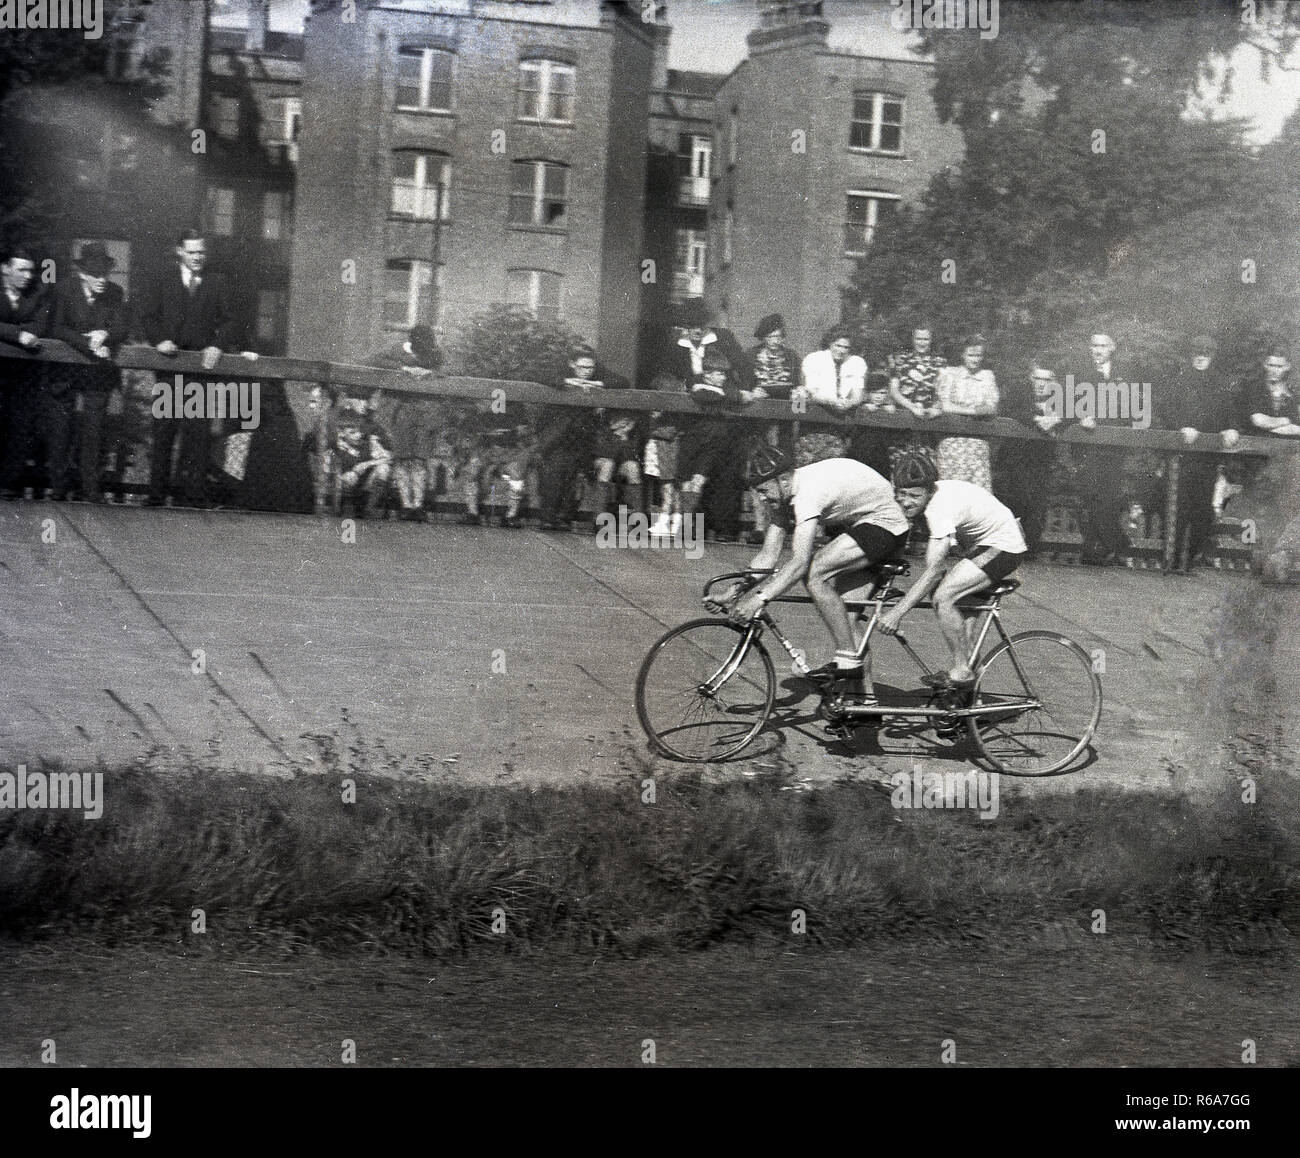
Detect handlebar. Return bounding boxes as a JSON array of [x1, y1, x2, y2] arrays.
[[702, 569, 773, 601]]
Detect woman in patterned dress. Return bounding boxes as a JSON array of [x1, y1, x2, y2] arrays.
[[887, 323, 945, 475], [935, 335, 999, 491]]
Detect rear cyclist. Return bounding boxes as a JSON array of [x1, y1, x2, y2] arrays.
[[724, 435, 910, 702], [879, 452, 1028, 688]]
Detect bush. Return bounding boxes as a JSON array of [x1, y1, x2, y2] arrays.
[[452, 305, 588, 384]]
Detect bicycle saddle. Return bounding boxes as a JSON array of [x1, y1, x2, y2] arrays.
[[874, 560, 910, 577], [987, 578, 1020, 597]]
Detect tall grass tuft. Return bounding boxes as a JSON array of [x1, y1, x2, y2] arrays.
[[1, 759, 1296, 957]]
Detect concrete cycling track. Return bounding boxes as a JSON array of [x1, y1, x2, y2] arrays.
[[1, 501, 1293, 794]]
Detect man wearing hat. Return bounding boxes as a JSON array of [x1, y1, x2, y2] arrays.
[[137, 228, 239, 508], [1165, 335, 1239, 572], [46, 242, 129, 502]]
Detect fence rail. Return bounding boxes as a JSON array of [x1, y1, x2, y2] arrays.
[[5, 339, 1296, 460]]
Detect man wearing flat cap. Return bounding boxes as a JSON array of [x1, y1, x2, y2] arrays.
[[47, 242, 129, 502]]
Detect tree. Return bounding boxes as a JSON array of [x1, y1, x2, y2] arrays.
[[0, 2, 186, 253], [847, 0, 1299, 370]]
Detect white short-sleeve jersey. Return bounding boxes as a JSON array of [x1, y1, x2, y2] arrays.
[[923, 479, 1027, 553], [789, 458, 909, 537]]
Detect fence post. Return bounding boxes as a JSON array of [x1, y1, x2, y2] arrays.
[[1163, 451, 1180, 571]]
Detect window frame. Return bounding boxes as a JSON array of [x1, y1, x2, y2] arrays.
[[261, 189, 293, 242], [390, 150, 451, 221], [849, 91, 905, 154], [204, 186, 236, 238], [396, 46, 455, 113], [515, 58, 576, 125], [506, 268, 563, 324], [382, 258, 441, 332], [507, 159, 570, 230], [212, 94, 240, 139], [255, 288, 288, 346], [843, 190, 901, 256]]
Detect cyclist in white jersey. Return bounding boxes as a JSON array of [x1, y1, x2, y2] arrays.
[[724, 440, 909, 697], [879, 452, 1028, 688]]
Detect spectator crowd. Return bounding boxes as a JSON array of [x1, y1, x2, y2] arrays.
[[2, 237, 1298, 574]]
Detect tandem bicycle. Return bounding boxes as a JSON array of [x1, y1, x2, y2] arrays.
[[634, 561, 1102, 775]]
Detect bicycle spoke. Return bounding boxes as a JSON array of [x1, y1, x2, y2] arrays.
[[636, 619, 777, 762], [970, 631, 1101, 775]]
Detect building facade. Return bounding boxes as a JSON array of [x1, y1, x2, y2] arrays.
[[707, 1, 963, 356], [31, 0, 962, 378], [285, 0, 655, 380]]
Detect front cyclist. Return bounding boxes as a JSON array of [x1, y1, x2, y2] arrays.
[[725, 434, 910, 702], [878, 452, 1028, 688]]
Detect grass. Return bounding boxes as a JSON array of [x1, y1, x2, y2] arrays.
[[2, 745, 1297, 959]]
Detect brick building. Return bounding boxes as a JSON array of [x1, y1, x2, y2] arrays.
[[707, 1, 963, 356], [203, 2, 303, 352], [24, 0, 305, 352], [37, 0, 962, 379], [285, 0, 655, 381]]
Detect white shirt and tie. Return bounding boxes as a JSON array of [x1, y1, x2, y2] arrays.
[[801, 349, 866, 407]]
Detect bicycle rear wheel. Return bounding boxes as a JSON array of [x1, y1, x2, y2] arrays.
[[635, 617, 776, 762], [968, 630, 1101, 775]]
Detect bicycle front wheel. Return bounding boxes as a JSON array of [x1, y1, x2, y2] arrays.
[[969, 630, 1102, 775], [635, 617, 776, 762]]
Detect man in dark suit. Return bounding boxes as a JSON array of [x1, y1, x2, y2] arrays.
[[1164, 335, 1240, 572], [0, 245, 52, 498], [47, 243, 129, 502], [1069, 331, 1152, 562], [137, 228, 238, 506]]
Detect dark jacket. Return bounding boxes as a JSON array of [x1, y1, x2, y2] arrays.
[[1009, 379, 1080, 433], [137, 268, 237, 351], [1067, 356, 1145, 428], [655, 329, 747, 401], [1238, 376, 1297, 431], [50, 278, 128, 361], [1162, 364, 1237, 432], [0, 282, 51, 348]]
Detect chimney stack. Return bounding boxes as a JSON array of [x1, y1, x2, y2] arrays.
[[748, 1, 829, 55]]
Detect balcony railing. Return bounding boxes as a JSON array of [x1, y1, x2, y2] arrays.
[[677, 174, 710, 207]]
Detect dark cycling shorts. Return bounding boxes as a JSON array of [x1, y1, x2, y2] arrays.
[[967, 546, 1026, 584], [826, 521, 910, 564]]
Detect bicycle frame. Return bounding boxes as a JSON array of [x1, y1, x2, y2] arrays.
[[701, 570, 1042, 720]]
